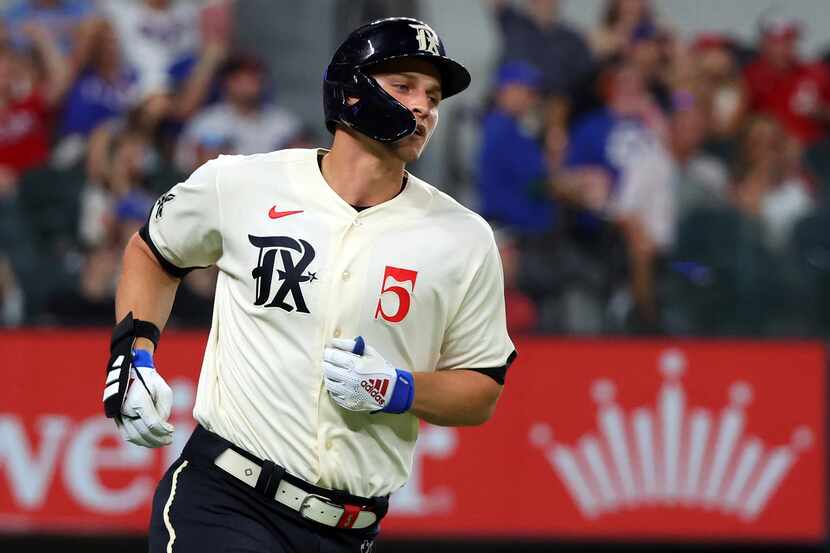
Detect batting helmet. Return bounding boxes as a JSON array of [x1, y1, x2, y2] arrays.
[[323, 17, 471, 143]]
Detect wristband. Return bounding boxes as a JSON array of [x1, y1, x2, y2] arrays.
[[383, 369, 414, 414], [132, 349, 155, 368]]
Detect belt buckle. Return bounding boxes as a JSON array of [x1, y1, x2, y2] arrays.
[[299, 494, 343, 527], [299, 494, 367, 529]]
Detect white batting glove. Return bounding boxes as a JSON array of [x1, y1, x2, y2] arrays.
[[117, 349, 174, 448], [322, 336, 414, 414]]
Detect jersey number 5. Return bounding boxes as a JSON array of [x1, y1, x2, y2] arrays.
[[374, 266, 418, 324]]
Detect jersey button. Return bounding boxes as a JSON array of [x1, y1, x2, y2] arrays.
[[325, 440, 333, 450], [353, 219, 362, 226], [333, 328, 341, 338], [342, 271, 350, 281]]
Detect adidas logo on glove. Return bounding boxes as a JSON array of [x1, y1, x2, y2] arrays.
[[361, 379, 391, 406]]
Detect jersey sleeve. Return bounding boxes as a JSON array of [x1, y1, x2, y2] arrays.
[[436, 235, 516, 377], [140, 158, 223, 277]]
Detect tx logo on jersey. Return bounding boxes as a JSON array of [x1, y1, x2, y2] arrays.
[[154, 193, 175, 219], [249, 235, 316, 313], [375, 266, 418, 324], [408, 23, 440, 55], [361, 378, 390, 406]]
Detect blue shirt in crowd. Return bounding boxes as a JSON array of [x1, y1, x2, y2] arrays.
[[477, 109, 555, 234], [60, 69, 139, 137], [564, 107, 658, 234], [565, 107, 655, 192]]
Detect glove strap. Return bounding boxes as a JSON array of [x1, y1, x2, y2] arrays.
[[103, 312, 161, 418], [382, 369, 415, 414]]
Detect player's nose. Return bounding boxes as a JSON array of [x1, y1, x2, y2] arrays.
[[408, 90, 431, 118]]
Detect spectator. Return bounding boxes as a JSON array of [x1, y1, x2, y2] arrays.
[[691, 32, 747, 140], [85, 91, 174, 188], [81, 91, 185, 252], [58, 20, 140, 140], [560, 59, 669, 330], [627, 20, 676, 112], [46, 130, 157, 326], [744, 16, 830, 147], [103, 0, 206, 97], [564, 60, 665, 210], [0, 24, 70, 194], [44, 193, 148, 326], [668, 91, 730, 222], [175, 53, 303, 171], [589, 0, 656, 61], [4, 0, 96, 54], [490, 0, 593, 100], [732, 116, 815, 252], [476, 61, 555, 236], [610, 94, 714, 329]]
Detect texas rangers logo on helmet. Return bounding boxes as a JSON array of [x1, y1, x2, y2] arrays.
[[408, 23, 440, 55]]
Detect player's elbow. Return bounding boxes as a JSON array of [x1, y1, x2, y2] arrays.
[[465, 407, 493, 426], [465, 386, 502, 426]]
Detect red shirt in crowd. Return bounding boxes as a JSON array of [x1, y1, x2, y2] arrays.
[[0, 90, 50, 176], [744, 57, 830, 145]]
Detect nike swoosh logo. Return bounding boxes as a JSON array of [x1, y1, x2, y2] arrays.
[[268, 206, 304, 219]]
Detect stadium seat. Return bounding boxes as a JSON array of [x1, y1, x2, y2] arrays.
[[15, 164, 86, 320], [662, 207, 794, 336], [790, 209, 830, 337]]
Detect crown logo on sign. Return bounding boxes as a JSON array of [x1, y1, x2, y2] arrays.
[[529, 350, 813, 521]]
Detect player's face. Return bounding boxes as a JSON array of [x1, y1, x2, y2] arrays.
[[371, 59, 442, 162]]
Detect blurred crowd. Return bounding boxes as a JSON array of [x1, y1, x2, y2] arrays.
[[482, 0, 830, 337], [0, 0, 311, 328], [1, 0, 829, 339]]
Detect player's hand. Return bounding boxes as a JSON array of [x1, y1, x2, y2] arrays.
[[322, 336, 414, 414], [117, 350, 174, 448]]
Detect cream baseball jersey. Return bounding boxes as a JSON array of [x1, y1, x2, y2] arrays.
[[143, 148, 515, 497]]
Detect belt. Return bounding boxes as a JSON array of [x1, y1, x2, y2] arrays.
[[212, 446, 379, 530]]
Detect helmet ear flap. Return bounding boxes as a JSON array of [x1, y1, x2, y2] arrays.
[[325, 68, 417, 143]]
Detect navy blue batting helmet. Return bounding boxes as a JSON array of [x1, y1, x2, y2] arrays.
[[323, 17, 471, 143]]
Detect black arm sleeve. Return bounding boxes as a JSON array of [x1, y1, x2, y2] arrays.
[[464, 350, 517, 385], [139, 223, 198, 279]]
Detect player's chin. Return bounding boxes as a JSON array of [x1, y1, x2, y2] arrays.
[[393, 136, 427, 163]]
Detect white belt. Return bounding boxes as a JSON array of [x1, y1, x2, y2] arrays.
[[214, 449, 378, 530]]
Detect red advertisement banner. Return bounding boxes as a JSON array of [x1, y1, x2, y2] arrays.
[[0, 332, 825, 541]]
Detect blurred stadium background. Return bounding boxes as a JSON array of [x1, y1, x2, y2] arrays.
[[2, 0, 830, 551]]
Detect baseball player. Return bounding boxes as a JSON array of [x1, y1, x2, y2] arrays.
[[103, 17, 516, 553]]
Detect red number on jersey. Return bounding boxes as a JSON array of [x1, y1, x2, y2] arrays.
[[374, 266, 418, 324]]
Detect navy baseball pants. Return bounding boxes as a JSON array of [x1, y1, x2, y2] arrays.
[[148, 426, 383, 553]]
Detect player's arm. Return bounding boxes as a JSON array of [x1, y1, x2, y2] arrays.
[[103, 159, 223, 447], [102, 232, 180, 449], [323, 337, 513, 426], [409, 369, 502, 426], [115, 232, 182, 352]]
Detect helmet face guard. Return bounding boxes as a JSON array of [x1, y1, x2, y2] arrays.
[[323, 18, 471, 143]]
